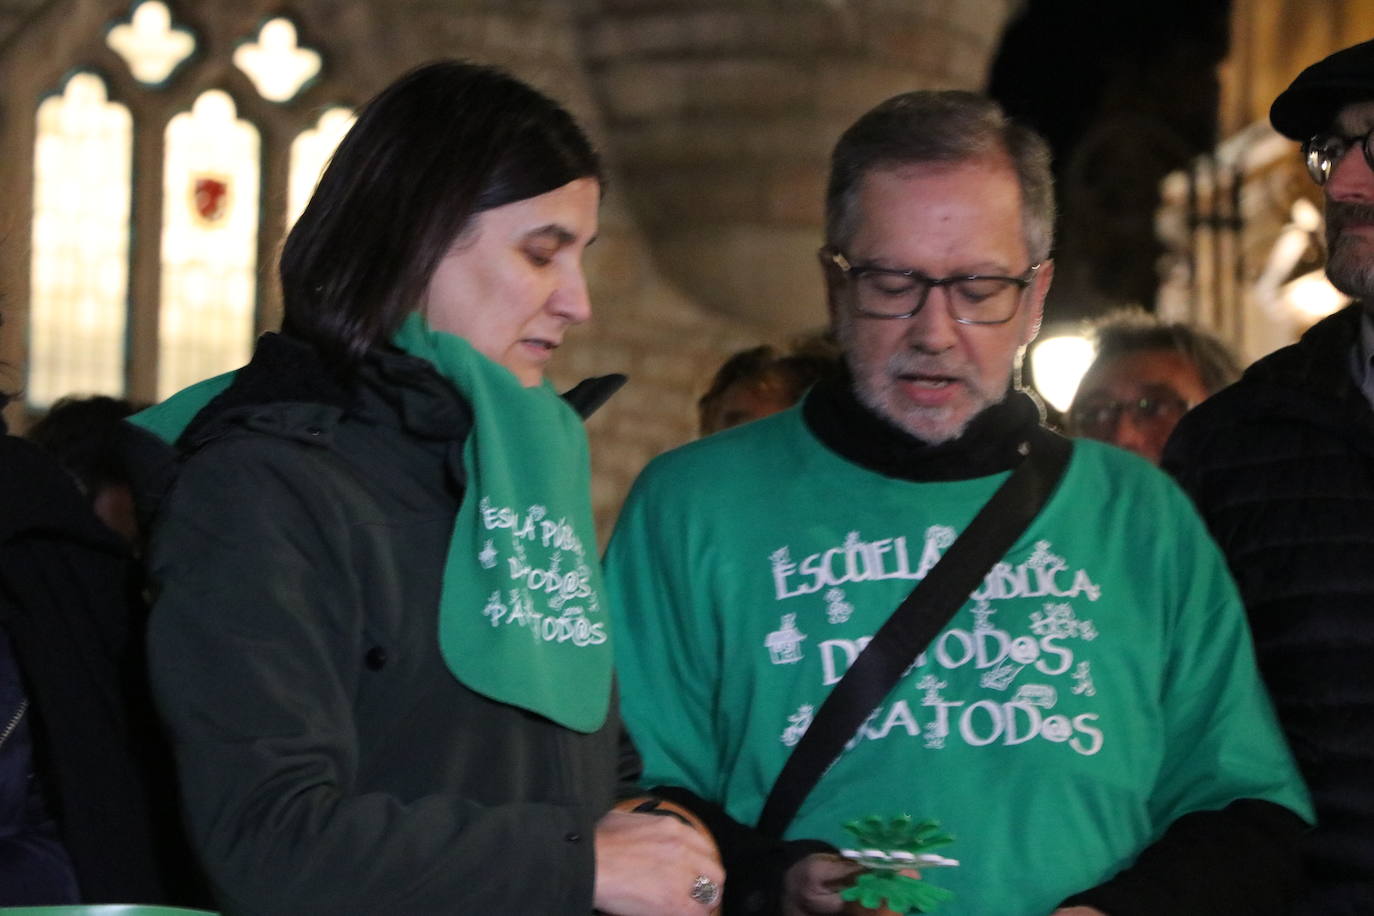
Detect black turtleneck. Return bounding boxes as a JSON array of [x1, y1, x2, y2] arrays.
[[801, 369, 1047, 481]]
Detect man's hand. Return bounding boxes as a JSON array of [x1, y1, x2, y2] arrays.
[[782, 852, 866, 915], [593, 809, 725, 915]]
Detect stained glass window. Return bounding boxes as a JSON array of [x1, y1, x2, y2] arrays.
[[23, 11, 339, 414], [287, 106, 355, 227], [105, 1, 195, 86], [234, 18, 321, 103], [158, 89, 260, 400], [28, 72, 132, 408]]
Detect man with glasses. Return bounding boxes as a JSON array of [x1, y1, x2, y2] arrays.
[[1164, 37, 1374, 914], [606, 90, 1309, 915], [1067, 310, 1240, 464]]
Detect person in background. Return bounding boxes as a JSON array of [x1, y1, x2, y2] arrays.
[[1164, 37, 1374, 913], [132, 61, 720, 915], [1, 393, 203, 906], [605, 89, 1310, 916], [1066, 310, 1239, 464], [698, 334, 841, 436], [0, 410, 80, 906], [26, 395, 141, 544]]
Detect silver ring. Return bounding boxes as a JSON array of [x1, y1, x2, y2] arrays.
[[689, 874, 720, 906]]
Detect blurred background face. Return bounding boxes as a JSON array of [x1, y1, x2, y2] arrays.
[[1068, 348, 1210, 463], [422, 177, 600, 386], [700, 373, 799, 435]]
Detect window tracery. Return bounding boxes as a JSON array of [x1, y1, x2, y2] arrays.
[[234, 18, 322, 104], [158, 90, 260, 399], [28, 72, 133, 407], [288, 106, 356, 227], [25, 7, 344, 409], [105, 0, 196, 86]]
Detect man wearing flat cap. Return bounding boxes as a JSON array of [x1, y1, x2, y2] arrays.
[[1165, 37, 1374, 915]]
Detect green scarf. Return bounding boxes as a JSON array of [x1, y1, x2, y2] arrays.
[[130, 319, 613, 733], [393, 314, 612, 732], [127, 371, 235, 443]]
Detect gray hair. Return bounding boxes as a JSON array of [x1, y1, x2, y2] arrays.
[[1085, 307, 1242, 395], [824, 91, 1056, 263]]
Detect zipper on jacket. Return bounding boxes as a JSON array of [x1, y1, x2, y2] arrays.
[[0, 698, 28, 751]]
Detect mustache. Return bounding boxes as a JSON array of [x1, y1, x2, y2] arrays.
[[1326, 200, 1374, 236], [885, 353, 964, 377]]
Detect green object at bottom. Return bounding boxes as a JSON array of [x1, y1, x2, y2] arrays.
[[0, 907, 217, 915], [841, 871, 955, 914]]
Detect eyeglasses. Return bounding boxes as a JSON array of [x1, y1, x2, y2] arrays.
[[1302, 129, 1374, 185], [824, 248, 1039, 325], [1068, 394, 1191, 439]]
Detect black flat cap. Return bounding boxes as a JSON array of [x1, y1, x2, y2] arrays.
[[1270, 37, 1374, 140]]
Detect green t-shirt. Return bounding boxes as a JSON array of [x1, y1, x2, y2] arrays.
[[605, 405, 1311, 916]]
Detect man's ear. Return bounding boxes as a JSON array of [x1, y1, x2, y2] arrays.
[[1022, 258, 1054, 345], [818, 247, 844, 332]]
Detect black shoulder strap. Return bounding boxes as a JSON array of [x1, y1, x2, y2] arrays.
[[756, 430, 1073, 838], [562, 373, 628, 419]]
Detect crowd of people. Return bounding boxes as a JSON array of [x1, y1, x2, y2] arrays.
[[2, 35, 1372, 916]]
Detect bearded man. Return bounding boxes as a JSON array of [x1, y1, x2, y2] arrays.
[[1165, 37, 1374, 915], [607, 90, 1311, 916]]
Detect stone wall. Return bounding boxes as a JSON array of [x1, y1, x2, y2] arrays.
[[579, 0, 1022, 331], [0, 0, 1017, 539]]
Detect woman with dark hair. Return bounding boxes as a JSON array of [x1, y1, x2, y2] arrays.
[[133, 61, 721, 915]]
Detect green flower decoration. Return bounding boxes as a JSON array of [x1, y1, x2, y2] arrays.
[[841, 871, 955, 914], [838, 815, 956, 914], [844, 815, 954, 854]]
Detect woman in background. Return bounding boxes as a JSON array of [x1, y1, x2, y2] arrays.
[[1, 398, 203, 906]]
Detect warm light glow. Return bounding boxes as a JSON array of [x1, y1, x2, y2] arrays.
[[1281, 269, 1350, 321], [28, 72, 132, 408], [1029, 334, 1097, 413], [288, 106, 355, 227], [1290, 197, 1322, 233], [159, 89, 260, 400], [106, 1, 195, 85], [234, 18, 321, 103]]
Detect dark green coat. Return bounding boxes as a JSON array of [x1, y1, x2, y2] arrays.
[[144, 335, 627, 914]]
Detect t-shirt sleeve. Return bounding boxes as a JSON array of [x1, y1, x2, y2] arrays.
[[604, 461, 725, 804], [1148, 481, 1314, 827]]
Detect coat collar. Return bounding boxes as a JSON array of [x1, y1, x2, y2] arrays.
[[1227, 302, 1374, 460], [1243, 302, 1366, 402], [179, 332, 472, 450]]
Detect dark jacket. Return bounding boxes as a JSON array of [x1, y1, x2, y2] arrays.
[[0, 616, 78, 905], [1164, 302, 1374, 915], [143, 334, 630, 915], [0, 432, 202, 905]]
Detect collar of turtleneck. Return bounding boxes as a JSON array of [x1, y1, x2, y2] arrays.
[[801, 369, 1046, 482]]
